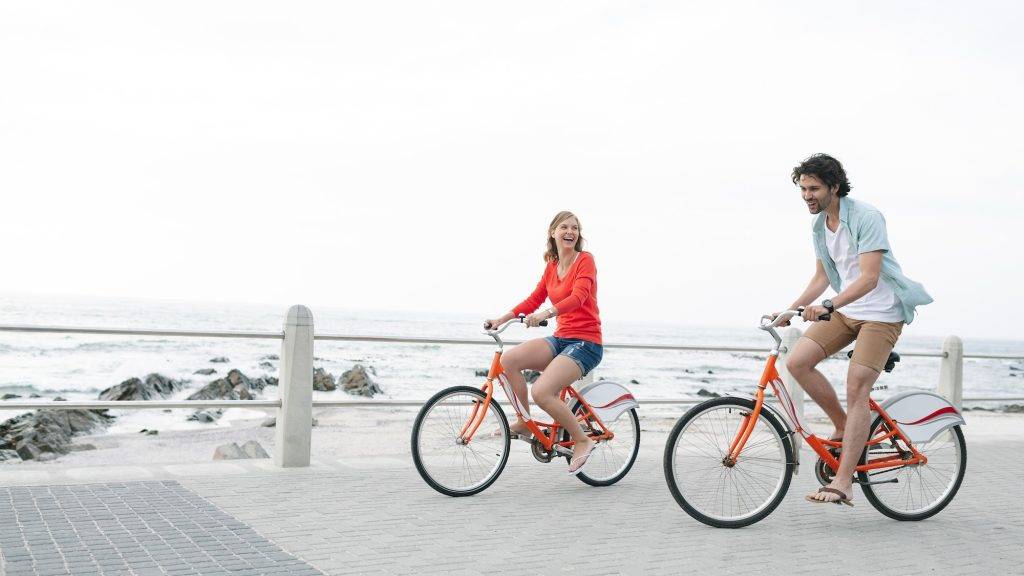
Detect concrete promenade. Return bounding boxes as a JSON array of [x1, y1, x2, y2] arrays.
[[2, 423, 1023, 576]]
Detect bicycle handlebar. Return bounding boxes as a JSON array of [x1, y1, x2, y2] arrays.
[[760, 307, 831, 350], [484, 314, 548, 334], [763, 307, 830, 328]]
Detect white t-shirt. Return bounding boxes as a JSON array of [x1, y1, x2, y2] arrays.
[[824, 221, 903, 322]]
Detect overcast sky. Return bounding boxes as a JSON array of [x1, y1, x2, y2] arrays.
[[2, 2, 1022, 340]]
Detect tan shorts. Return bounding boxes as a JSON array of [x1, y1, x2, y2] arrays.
[[802, 312, 904, 373]]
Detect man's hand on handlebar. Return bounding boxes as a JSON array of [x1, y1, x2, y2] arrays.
[[801, 305, 830, 322], [771, 311, 791, 327]]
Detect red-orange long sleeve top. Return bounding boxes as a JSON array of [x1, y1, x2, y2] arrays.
[[511, 251, 602, 345]]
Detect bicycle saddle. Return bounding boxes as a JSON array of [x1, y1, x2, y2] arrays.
[[846, 350, 901, 373]]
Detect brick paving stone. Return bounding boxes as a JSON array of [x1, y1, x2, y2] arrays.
[[0, 481, 325, 576], [3, 432, 1022, 575], [171, 434, 1024, 576]]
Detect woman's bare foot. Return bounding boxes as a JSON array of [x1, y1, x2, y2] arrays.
[[509, 420, 532, 438], [567, 438, 596, 475]]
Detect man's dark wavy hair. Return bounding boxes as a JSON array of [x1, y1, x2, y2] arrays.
[[791, 154, 852, 197]]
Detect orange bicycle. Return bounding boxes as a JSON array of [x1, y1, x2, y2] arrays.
[[663, 308, 967, 527], [412, 315, 640, 496]]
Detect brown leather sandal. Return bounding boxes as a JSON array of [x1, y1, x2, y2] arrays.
[[805, 487, 854, 506]]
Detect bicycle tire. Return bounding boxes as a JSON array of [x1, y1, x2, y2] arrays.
[[561, 402, 641, 487], [411, 386, 510, 497], [663, 396, 794, 528], [859, 415, 966, 521]]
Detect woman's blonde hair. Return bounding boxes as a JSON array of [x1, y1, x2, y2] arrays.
[[544, 211, 584, 262]]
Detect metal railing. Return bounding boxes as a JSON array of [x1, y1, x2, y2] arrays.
[[2, 305, 1022, 467]]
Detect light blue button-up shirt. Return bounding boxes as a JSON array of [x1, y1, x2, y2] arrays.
[[812, 197, 932, 324]]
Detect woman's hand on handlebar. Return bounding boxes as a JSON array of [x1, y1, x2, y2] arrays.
[[524, 311, 549, 328], [770, 311, 792, 327], [484, 313, 513, 330]]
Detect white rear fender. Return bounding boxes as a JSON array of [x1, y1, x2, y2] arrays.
[[876, 391, 965, 444], [570, 381, 638, 423]]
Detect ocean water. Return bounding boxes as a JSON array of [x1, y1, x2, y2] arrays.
[[1, 293, 1022, 424]]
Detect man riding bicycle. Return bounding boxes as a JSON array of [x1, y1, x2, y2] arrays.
[[776, 154, 932, 506]]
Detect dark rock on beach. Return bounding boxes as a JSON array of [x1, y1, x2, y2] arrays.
[[340, 364, 383, 397], [1005, 404, 1024, 413], [186, 369, 269, 423], [313, 368, 337, 392], [475, 369, 489, 377], [194, 368, 217, 376], [99, 374, 186, 402], [188, 369, 256, 402], [0, 408, 113, 461], [697, 388, 721, 398], [261, 354, 280, 361], [2, 394, 21, 400], [259, 361, 275, 370], [209, 357, 230, 363]]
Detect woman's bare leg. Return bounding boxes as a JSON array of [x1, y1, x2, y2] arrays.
[[530, 356, 593, 468], [500, 339, 554, 434]]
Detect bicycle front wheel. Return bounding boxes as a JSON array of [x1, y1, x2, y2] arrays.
[[663, 397, 794, 528], [859, 416, 966, 521], [411, 386, 510, 497]]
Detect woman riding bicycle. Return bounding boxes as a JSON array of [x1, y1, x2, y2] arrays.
[[484, 210, 603, 474]]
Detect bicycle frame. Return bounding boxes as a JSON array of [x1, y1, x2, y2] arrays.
[[457, 321, 615, 453], [726, 311, 928, 474]]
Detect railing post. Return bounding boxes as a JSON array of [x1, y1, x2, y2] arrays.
[[275, 305, 314, 467], [777, 327, 804, 458], [938, 335, 963, 411]]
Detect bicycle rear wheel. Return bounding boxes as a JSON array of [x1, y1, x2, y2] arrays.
[[663, 397, 794, 528], [562, 402, 640, 487], [411, 386, 510, 497], [859, 416, 966, 521]]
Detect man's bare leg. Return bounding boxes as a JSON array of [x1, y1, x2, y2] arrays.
[[785, 337, 846, 439], [807, 362, 880, 503]]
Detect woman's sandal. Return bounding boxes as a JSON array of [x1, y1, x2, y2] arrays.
[[805, 487, 854, 506], [567, 441, 596, 476]]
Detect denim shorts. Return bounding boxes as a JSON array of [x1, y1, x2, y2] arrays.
[[544, 336, 604, 377]]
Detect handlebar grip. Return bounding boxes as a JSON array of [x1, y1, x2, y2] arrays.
[[539, 320, 548, 327], [483, 321, 493, 330], [818, 313, 831, 321]]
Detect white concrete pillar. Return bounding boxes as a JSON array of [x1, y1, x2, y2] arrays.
[[938, 335, 963, 411], [777, 326, 804, 459], [275, 305, 314, 467]]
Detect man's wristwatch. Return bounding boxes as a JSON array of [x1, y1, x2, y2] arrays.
[[822, 299, 835, 313]]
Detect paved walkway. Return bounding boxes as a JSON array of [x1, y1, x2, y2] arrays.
[[2, 430, 1023, 575]]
